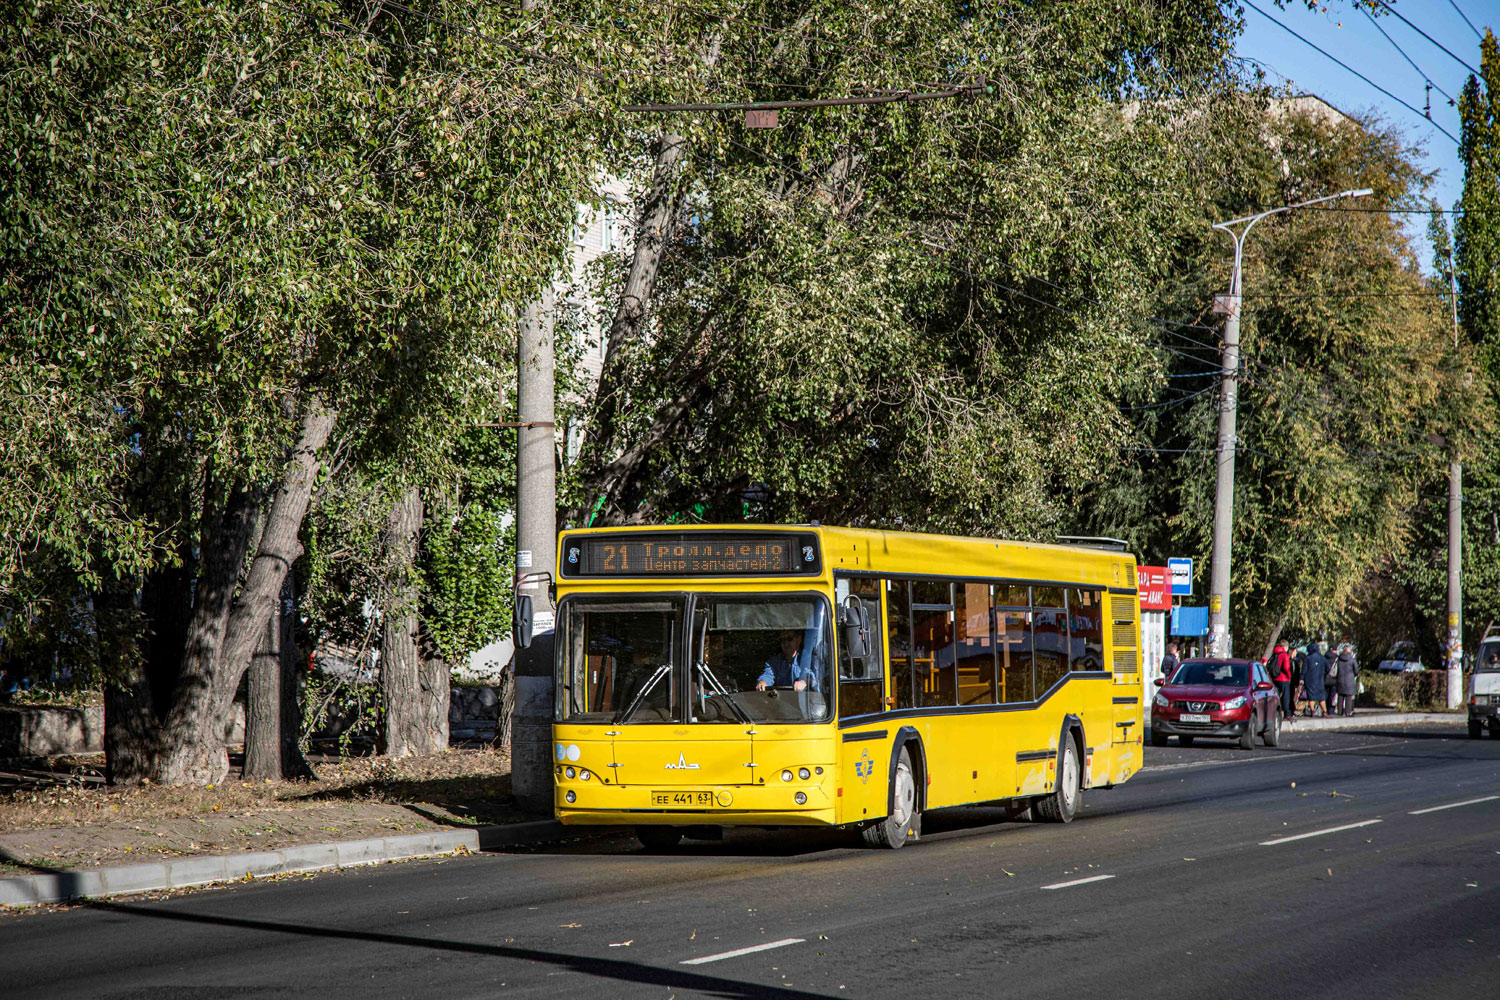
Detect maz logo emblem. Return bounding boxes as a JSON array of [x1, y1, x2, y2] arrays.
[[664, 753, 700, 770]]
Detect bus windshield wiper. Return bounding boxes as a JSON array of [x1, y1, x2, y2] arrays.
[[618, 663, 672, 724], [695, 662, 752, 724]]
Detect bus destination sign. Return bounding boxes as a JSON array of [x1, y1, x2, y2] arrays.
[[563, 532, 820, 578]]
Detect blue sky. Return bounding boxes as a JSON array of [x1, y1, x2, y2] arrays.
[[1234, 0, 1492, 260]]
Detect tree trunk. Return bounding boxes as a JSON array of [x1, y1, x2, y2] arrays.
[[244, 603, 282, 781], [245, 575, 314, 780], [380, 486, 433, 757], [419, 654, 451, 753], [122, 397, 336, 786], [1259, 613, 1289, 663], [574, 128, 694, 525]]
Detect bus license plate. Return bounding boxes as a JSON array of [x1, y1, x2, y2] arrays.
[[1181, 713, 1210, 724], [651, 790, 715, 808]]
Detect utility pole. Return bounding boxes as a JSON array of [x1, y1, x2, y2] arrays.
[[1208, 189, 1372, 658], [1446, 258, 1464, 708], [512, 285, 557, 813]]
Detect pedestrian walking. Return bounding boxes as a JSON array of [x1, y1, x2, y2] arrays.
[[1334, 642, 1359, 716], [1319, 640, 1337, 715], [1301, 643, 1328, 716], [1267, 639, 1293, 719], [1160, 641, 1181, 680]]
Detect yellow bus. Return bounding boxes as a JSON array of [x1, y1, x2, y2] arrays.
[[549, 524, 1142, 848]]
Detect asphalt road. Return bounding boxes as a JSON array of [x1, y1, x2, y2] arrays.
[[6, 723, 1499, 1000]]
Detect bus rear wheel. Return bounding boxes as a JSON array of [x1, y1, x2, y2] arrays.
[[1034, 737, 1080, 824], [636, 826, 683, 851], [862, 747, 919, 848]]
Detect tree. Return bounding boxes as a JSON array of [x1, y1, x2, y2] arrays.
[[1120, 97, 1480, 652], [573, 0, 1242, 533], [2, 1, 601, 783]]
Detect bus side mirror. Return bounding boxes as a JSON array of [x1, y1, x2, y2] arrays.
[[840, 598, 869, 663], [515, 594, 534, 650]]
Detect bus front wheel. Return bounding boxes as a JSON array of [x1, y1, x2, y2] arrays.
[[636, 826, 683, 851], [1034, 736, 1080, 824], [862, 747, 919, 849]]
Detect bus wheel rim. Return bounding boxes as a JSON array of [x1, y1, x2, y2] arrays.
[[892, 762, 914, 826], [1062, 747, 1077, 806]]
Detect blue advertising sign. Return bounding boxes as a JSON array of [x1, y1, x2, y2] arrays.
[[1171, 605, 1209, 637], [1167, 557, 1193, 597]]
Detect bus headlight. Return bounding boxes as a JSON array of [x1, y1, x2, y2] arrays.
[[565, 790, 576, 803], [794, 792, 807, 805], [565, 766, 576, 779], [781, 770, 793, 782], [580, 770, 591, 781], [798, 767, 810, 780]]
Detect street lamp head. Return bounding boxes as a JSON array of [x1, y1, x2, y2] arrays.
[[1347, 188, 1374, 198]]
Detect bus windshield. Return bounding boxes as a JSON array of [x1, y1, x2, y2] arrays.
[[558, 594, 831, 724]]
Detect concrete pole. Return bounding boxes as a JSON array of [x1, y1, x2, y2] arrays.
[[1205, 190, 1371, 660], [1447, 261, 1464, 708], [512, 285, 557, 814], [1207, 247, 1242, 658]]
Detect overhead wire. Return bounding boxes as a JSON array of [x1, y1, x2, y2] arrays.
[[1241, 0, 1459, 144], [1366, 0, 1482, 78], [1361, 6, 1455, 107], [1448, 0, 1482, 41]]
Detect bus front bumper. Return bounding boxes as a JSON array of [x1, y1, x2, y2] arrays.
[[555, 780, 839, 827]]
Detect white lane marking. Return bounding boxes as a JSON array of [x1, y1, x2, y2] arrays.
[[1040, 874, 1116, 890], [1409, 795, 1500, 816], [1259, 819, 1382, 845], [679, 938, 805, 965]]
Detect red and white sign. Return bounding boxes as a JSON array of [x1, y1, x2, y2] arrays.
[[1137, 565, 1171, 611]]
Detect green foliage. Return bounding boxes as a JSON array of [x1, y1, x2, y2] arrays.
[[1123, 100, 1472, 648], [578, 0, 1242, 533]]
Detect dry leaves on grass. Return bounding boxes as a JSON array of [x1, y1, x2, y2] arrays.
[[0, 747, 516, 834]]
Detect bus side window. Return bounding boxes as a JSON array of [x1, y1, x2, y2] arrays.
[[1069, 589, 1104, 671], [888, 579, 915, 710], [837, 578, 884, 717], [956, 582, 996, 705], [912, 581, 955, 708]]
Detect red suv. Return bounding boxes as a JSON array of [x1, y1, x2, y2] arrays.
[[1150, 658, 1281, 750]]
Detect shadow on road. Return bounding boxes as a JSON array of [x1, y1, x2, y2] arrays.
[[4, 854, 832, 999]]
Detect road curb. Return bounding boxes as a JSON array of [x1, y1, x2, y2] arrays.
[[0, 817, 608, 908], [1279, 711, 1466, 732]]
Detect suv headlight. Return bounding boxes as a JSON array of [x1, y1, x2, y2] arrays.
[[1153, 692, 1169, 708], [1223, 695, 1246, 710]]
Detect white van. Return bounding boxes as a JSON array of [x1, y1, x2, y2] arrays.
[[1468, 629, 1500, 739]]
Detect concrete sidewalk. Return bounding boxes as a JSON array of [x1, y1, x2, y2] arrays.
[[0, 818, 611, 908]]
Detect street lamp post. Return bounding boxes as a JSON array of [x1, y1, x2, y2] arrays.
[[1207, 188, 1373, 657]]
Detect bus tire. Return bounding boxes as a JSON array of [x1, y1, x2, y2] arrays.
[[1178, 735, 1194, 747], [1034, 735, 1080, 824], [1150, 729, 1167, 747], [636, 826, 683, 851], [1469, 721, 1484, 739], [861, 747, 918, 849]]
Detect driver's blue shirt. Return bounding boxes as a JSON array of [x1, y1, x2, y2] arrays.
[[758, 650, 820, 691]]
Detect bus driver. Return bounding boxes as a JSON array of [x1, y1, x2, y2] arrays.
[[756, 630, 821, 692]]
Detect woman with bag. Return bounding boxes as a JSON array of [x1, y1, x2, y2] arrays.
[[1334, 642, 1359, 716]]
